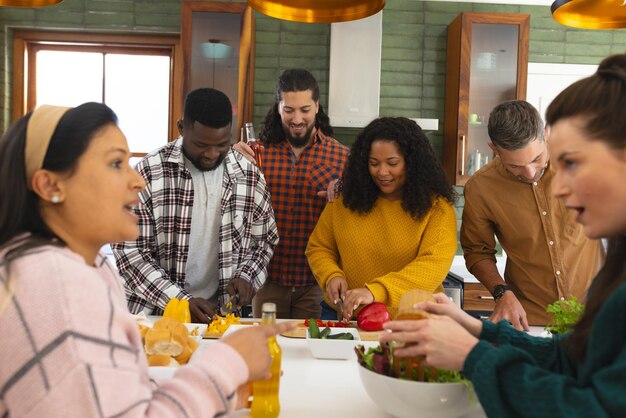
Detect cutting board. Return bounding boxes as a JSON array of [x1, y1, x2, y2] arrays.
[[280, 325, 382, 341]]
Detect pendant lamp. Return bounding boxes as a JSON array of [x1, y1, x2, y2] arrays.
[[551, 0, 626, 29], [1, 0, 62, 6], [247, 0, 385, 23]]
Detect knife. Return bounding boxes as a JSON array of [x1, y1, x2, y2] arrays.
[[337, 292, 345, 322], [220, 294, 240, 316]]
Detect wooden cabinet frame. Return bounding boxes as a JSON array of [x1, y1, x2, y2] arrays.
[[181, 0, 255, 136], [443, 12, 530, 185]]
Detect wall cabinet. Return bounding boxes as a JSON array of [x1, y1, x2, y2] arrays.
[[180, 1, 255, 136], [443, 12, 530, 185]]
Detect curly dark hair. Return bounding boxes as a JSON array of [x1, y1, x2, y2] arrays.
[[259, 69, 334, 145], [341, 117, 455, 219]]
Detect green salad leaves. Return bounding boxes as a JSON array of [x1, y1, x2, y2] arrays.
[[545, 296, 585, 335], [355, 342, 468, 384]]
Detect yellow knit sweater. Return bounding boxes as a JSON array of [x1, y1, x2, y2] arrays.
[[306, 196, 457, 314]]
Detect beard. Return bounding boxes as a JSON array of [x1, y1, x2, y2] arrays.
[[183, 149, 226, 172], [283, 123, 315, 148], [516, 166, 546, 184]]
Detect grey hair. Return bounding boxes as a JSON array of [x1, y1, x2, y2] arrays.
[[487, 100, 544, 150]]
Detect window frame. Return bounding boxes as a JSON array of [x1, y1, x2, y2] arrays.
[[12, 30, 183, 157]]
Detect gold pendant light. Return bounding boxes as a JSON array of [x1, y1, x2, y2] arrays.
[[247, 0, 385, 23], [551, 0, 626, 29], [1, 0, 63, 6]]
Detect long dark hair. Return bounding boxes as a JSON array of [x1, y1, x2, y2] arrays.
[[258, 68, 334, 145], [341, 117, 455, 219], [0, 102, 118, 264], [546, 53, 626, 361]]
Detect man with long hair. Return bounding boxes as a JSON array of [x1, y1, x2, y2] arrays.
[[236, 69, 349, 319]]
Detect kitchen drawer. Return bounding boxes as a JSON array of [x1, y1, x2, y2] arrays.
[[463, 282, 495, 312]]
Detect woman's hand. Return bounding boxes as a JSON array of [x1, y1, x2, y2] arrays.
[[221, 321, 296, 381], [326, 276, 348, 307], [415, 293, 483, 337], [380, 315, 478, 372], [343, 287, 374, 321]]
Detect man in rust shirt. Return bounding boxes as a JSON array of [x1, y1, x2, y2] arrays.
[[235, 69, 349, 319], [461, 100, 604, 329]]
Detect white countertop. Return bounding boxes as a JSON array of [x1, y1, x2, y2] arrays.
[[449, 254, 507, 283], [228, 333, 488, 418]]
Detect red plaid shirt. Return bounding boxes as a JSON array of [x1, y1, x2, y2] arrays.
[[259, 130, 349, 287]]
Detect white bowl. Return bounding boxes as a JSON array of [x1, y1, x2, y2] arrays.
[[306, 327, 360, 360], [358, 364, 479, 418], [183, 322, 208, 340]]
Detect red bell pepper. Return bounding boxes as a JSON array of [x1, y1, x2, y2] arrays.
[[357, 302, 390, 331]]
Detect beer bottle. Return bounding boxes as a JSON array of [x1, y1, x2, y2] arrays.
[[245, 122, 263, 169]]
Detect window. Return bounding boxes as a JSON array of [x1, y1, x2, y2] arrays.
[[12, 31, 183, 157]]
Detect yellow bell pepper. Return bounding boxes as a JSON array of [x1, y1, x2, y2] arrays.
[[163, 297, 191, 323]]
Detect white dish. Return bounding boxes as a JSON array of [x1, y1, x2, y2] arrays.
[[306, 327, 360, 360], [358, 364, 480, 418], [183, 322, 208, 339]]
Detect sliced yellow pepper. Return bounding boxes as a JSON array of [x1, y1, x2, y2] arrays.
[[163, 297, 191, 323]]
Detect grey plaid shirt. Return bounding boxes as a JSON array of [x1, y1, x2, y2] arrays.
[[112, 138, 279, 315]]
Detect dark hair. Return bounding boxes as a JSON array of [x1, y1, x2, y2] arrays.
[[183, 88, 232, 129], [488, 100, 544, 150], [258, 69, 334, 145], [341, 117, 455, 219], [546, 54, 626, 361], [0, 102, 118, 263]]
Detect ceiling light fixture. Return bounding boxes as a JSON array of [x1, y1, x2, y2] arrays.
[[551, 0, 626, 29], [0, 0, 63, 6], [247, 0, 385, 23]]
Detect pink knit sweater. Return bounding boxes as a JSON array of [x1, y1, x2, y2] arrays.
[[0, 244, 249, 417]]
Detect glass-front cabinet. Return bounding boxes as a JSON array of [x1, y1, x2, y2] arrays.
[[181, 1, 255, 137], [443, 13, 530, 185]]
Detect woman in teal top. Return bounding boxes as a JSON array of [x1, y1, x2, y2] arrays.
[[381, 53, 626, 418]]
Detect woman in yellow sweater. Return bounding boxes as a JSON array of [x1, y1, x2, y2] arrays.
[[306, 117, 457, 321]]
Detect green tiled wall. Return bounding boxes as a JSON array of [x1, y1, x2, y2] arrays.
[[0, 0, 626, 145], [3, 0, 617, 251], [2, 0, 626, 140]]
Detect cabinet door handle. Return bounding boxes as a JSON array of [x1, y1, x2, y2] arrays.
[[478, 295, 494, 300], [459, 135, 466, 175]]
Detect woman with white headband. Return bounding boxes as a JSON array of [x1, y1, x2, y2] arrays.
[[0, 102, 294, 417]]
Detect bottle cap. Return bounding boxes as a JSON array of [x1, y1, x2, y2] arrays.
[[262, 302, 277, 313]]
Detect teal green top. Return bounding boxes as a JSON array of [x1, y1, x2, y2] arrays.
[[464, 282, 626, 418]]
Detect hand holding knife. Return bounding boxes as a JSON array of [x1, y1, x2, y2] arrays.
[[220, 294, 240, 316]]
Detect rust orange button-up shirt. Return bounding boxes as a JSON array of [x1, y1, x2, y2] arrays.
[[461, 157, 604, 325]]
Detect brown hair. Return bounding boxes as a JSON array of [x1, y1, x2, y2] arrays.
[[545, 54, 626, 361], [487, 100, 544, 150]]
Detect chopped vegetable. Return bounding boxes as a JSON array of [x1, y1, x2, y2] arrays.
[[356, 302, 390, 331], [304, 319, 347, 328], [306, 318, 355, 340], [207, 313, 241, 334], [545, 296, 584, 334]]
